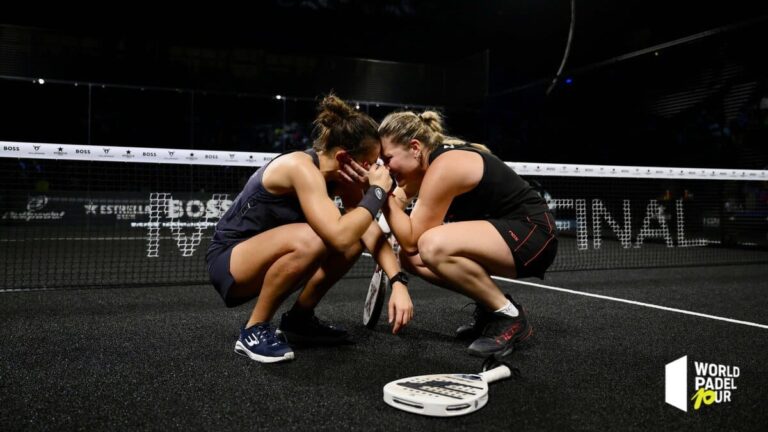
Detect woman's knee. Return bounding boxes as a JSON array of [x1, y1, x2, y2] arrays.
[[291, 225, 328, 261], [417, 229, 450, 267]]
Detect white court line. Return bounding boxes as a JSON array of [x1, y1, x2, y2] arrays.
[[3, 248, 763, 329], [491, 275, 768, 330], [360, 252, 767, 329]]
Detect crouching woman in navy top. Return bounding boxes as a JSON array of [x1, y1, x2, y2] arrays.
[[206, 95, 412, 363]]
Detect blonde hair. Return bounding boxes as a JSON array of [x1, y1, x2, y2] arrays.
[[313, 94, 380, 158], [378, 110, 491, 153]]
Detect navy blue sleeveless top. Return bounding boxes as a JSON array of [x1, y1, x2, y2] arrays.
[[208, 149, 320, 251], [428, 143, 548, 221]]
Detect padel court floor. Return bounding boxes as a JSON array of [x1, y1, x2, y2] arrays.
[[2, 263, 766, 431]]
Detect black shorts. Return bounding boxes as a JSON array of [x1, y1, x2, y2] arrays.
[[206, 241, 251, 308], [488, 212, 558, 279]]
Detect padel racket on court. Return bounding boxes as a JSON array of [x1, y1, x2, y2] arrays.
[[383, 365, 512, 417]]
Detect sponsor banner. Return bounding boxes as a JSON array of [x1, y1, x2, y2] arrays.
[[2, 141, 768, 180], [0, 141, 276, 167], [1, 195, 67, 222], [1, 192, 232, 227], [509, 162, 768, 181]]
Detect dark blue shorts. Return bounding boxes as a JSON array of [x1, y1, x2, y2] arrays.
[[206, 241, 250, 308], [488, 212, 558, 279]]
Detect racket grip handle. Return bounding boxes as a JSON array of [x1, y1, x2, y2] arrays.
[[377, 213, 391, 234], [479, 365, 512, 383]]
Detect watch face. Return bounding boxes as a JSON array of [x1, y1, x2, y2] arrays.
[[394, 272, 408, 285]]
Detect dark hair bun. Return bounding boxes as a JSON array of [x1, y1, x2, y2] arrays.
[[317, 94, 355, 128]]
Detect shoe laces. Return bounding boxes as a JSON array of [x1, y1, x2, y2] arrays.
[[461, 301, 489, 326], [253, 323, 283, 346]]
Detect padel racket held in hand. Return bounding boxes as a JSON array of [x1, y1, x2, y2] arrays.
[[383, 365, 512, 417], [363, 265, 387, 328], [363, 217, 399, 328]]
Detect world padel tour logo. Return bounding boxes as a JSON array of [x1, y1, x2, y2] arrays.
[[665, 356, 740, 412]]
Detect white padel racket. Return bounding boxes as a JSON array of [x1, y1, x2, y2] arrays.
[[363, 265, 387, 328], [383, 365, 512, 417], [363, 214, 399, 328]]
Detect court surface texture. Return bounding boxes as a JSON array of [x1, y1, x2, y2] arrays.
[[2, 263, 766, 431]]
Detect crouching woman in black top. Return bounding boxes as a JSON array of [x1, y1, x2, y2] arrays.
[[206, 95, 412, 363], [376, 110, 557, 358]]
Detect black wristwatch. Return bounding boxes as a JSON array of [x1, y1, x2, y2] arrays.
[[389, 271, 409, 288]]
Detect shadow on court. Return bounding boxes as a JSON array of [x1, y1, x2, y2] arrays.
[[1, 264, 766, 431]]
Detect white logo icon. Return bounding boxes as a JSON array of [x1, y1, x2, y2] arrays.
[[27, 196, 49, 212], [244, 335, 260, 347], [666, 355, 687, 412]]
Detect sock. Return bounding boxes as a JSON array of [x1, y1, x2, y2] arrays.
[[495, 300, 519, 318]]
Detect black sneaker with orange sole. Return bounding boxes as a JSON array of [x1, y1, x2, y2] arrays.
[[466, 300, 532, 357]]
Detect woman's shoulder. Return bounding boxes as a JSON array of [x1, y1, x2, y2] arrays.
[[269, 150, 316, 170], [262, 150, 320, 193], [426, 146, 484, 188], [430, 144, 484, 165]]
